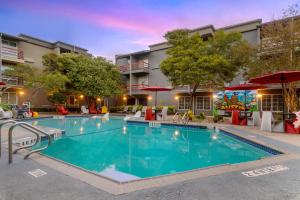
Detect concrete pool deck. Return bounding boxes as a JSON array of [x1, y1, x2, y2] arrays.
[[1, 117, 300, 199]]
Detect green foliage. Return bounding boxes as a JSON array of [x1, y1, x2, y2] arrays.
[[44, 53, 123, 98], [160, 30, 253, 109], [0, 103, 11, 111], [197, 112, 206, 120], [47, 92, 67, 104]]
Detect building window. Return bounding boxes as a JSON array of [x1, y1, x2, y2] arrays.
[[196, 96, 211, 110], [262, 94, 283, 112], [67, 95, 79, 108], [178, 96, 190, 110], [1, 92, 17, 105], [1, 39, 17, 47]]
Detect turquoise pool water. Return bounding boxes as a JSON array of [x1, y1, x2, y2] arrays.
[[31, 117, 273, 181]]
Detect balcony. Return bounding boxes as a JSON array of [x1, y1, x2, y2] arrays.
[[2, 76, 24, 87], [124, 84, 149, 95], [119, 61, 149, 75], [1, 44, 24, 63]]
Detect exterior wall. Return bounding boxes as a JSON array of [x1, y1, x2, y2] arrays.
[[18, 41, 54, 69]]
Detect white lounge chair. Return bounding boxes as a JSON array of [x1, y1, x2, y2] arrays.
[[81, 105, 89, 114], [102, 112, 109, 120], [247, 111, 261, 126], [124, 111, 142, 121], [157, 106, 168, 121], [122, 106, 128, 113], [260, 111, 284, 132], [0, 107, 13, 119], [141, 106, 147, 116]]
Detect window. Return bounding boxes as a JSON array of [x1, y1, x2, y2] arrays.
[[178, 96, 190, 110], [262, 94, 283, 112], [1, 92, 17, 104], [67, 95, 79, 107], [1, 39, 17, 47], [196, 96, 211, 110]]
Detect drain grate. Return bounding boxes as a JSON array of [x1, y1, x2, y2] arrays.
[[28, 169, 47, 178]]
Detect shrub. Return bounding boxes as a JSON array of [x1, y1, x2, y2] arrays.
[[47, 92, 66, 104], [0, 103, 11, 111], [198, 112, 206, 120]]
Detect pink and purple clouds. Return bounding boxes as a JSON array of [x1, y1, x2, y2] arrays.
[[0, 0, 298, 59]]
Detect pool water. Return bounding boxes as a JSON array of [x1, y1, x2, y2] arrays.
[[31, 117, 273, 181]]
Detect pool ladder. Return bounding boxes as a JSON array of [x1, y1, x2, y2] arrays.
[[0, 120, 52, 164]]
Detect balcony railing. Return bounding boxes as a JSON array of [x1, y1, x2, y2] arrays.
[[125, 84, 149, 92], [2, 76, 24, 86], [119, 61, 149, 74], [1, 44, 24, 63]]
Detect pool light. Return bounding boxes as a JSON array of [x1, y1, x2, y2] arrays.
[[96, 122, 101, 128], [80, 127, 84, 132], [174, 130, 180, 136], [122, 126, 127, 134], [212, 134, 218, 140]]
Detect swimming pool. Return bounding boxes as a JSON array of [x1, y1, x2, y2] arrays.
[[31, 116, 280, 182]]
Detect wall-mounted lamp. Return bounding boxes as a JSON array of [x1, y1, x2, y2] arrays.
[[174, 95, 179, 100], [147, 96, 152, 101]]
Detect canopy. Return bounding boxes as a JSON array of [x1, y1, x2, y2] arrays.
[[140, 86, 172, 120], [226, 83, 266, 91], [249, 71, 300, 84], [0, 81, 6, 86]]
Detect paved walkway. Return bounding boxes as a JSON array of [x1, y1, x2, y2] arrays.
[[1, 118, 300, 199]]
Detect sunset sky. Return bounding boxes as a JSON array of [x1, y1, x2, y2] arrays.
[[0, 0, 298, 59]]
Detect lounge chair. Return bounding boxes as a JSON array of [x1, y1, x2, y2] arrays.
[[260, 111, 284, 132], [81, 105, 89, 114], [56, 105, 69, 115], [124, 111, 142, 121], [102, 112, 109, 120], [157, 106, 168, 121], [89, 105, 97, 114], [0, 107, 13, 119], [247, 111, 261, 126], [122, 106, 128, 113], [131, 106, 138, 113], [101, 106, 108, 114]]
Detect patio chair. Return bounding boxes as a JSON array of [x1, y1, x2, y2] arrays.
[[260, 111, 284, 132], [102, 112, 109, 120], [247, 111, 261, 126], [0, 107, 13, 119], [56, 105, 69, 115], [157, 106, 168, 121], [101, 106, 108, 114], [124, 111, 142, 121], [81, 105, 89, 114], [122, 106, 128, 113]]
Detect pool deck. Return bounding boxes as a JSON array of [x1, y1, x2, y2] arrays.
[[1, 116, 300, 199]]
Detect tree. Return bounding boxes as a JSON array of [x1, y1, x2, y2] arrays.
[[160, 29, 253, 111], [43, 53, 123, 102], [246, 4, 300, 112]]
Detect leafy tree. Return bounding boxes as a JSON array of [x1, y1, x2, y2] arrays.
[[43, 53, 123, 102], [160, 29, 253, 110], [246, 4, 300, 112], [47, 92, 67, 104]]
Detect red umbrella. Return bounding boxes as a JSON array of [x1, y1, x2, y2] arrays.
[[0, 81, 6, 86], [249, 71, 300, 117], [226, 83, 266, 125], [141, 86, 172, 120]]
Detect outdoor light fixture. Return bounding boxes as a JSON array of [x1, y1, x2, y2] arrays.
[[97, 97, 101, 102], [213, 94, 218, 98], [19, 91, 24, 96], [174, 95, 179, 100], [257, 94, 262, 98], [147, 96, 152, 100], [79, 95, 84, 99], [123, 96, 127, 101]]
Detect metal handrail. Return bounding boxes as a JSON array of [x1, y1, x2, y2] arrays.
[[8, 122, 52, 164], [0, 120, 18, 158]]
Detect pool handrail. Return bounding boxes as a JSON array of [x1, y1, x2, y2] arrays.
[[0, 120, 18, 158]]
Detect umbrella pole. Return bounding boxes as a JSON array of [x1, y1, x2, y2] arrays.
[[155, 91, 157, 120], [281, 74, 285, 120], [244, 90, 247, 125]]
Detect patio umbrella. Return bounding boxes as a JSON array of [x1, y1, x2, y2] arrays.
[[226, 83, 266, 124], [249, 71, 300, 118], [141, 86, 172, 120]]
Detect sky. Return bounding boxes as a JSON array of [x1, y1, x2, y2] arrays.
[[0, 0, 298, 60]]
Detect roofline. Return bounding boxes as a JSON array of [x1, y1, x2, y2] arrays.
[[190, 24, 216, 32], [18, 34, 88, 51], [115, 50, 150, 58], [0, 32, 25, 41], [218, 19, 262, 31]]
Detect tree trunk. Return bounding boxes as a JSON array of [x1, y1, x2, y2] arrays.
[[189, 84, 199, 113]]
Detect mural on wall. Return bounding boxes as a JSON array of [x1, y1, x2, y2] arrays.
[[214, 90, 258, 111]]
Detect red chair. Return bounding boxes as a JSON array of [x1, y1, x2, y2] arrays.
[[145, 108, 154, 120], [56, 105, 69, 115], [285, 119, 300, 134], [88, 104, 97, 114], [231, 110, 240, 125]]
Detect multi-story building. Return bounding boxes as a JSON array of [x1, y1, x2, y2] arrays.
[[116, 19, 262, 114], [0, 32, 90, 109]]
